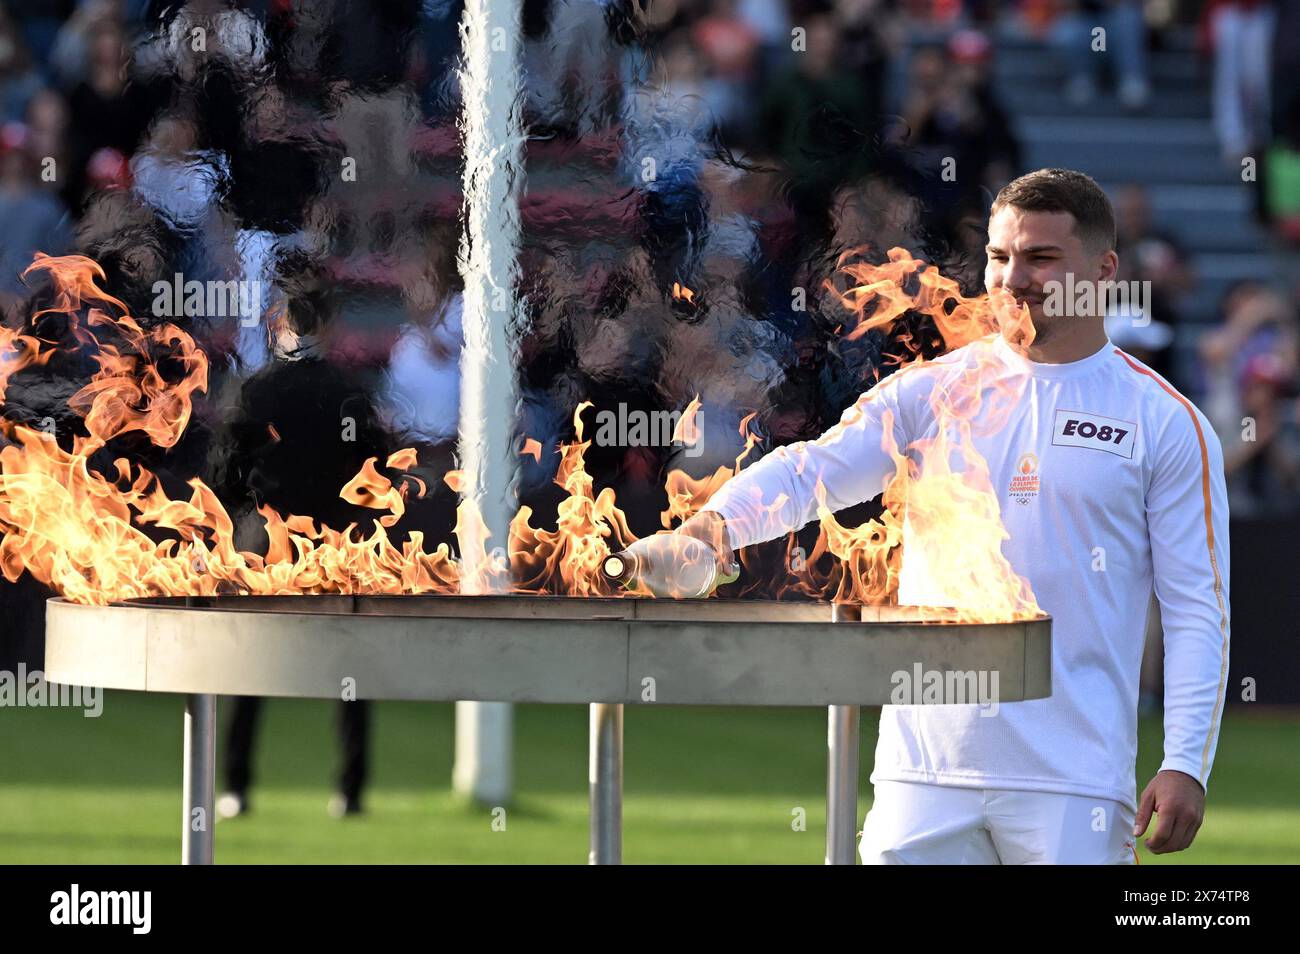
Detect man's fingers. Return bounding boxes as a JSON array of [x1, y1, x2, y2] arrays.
[[1147, 811, 1192, 854], [1169, 819, 1195, 853], [1169, 816, 1197, 853], [1134, 774, 1205, 853], [1144, 807, 1178, 852], [1168, 812, 1203, 853], [1133, 786, 1156, 836]]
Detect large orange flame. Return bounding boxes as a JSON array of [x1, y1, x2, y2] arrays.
[[0, 249, 1040, 621], [801, 247, 1041, 620]]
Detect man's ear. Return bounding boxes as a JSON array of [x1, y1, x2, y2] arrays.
[[1099, 248, 1119, 282]]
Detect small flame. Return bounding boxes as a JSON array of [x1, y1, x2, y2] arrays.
[[660, 411, 761, 529], [443, 470, 467, 494], [387, 447, 418, 470], [670, 395, 702, 447], [510, 402, 636, 597], [339, 458, 405, 528]]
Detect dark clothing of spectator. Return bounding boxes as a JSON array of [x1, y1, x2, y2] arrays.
[[66, 79, 154, 208], [0, 188, 72, 293], [759, 66, 876, 189], [223, 697, 370, 805]]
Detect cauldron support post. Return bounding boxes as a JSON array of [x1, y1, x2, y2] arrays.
[[826, 603, 862, 865], [588, 702, 623, 864], [182, 693, 216, 865]]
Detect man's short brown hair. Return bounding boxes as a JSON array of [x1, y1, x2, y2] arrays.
[[991, 168, 1116, 252]]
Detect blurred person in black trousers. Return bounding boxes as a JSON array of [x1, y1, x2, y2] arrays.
[[211, 252, 392, 819]]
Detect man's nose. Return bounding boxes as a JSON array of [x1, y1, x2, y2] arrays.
[[1001, 257, 1033, 291]]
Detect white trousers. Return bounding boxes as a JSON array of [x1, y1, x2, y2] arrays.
[[860, 780, 1139, 865]]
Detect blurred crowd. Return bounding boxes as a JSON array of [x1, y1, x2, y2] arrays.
[[0, 0, 1295, 526]]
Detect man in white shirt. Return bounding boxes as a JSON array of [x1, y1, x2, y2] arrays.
[[648, 168, 1230, 864]]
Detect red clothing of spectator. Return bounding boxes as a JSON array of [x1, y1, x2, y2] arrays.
[[691, 15, 761, 81]]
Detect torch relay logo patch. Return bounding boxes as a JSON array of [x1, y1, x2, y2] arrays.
[[1009, 451, 1040, 504]]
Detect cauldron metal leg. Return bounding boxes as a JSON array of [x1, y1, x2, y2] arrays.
[[826, 602, 862, 865], [183, 693, 216, 865], [826, 704, 861, 864], [588, 702, 623, 864]]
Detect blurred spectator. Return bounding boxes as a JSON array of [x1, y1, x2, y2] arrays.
[[1114, 185, 1192, 295], [0, 8, 43, 122], [211, 250, 393, 818], [654, 32, 708, 106], [49, 0, 122, 90], [138, 0, 267, 83], [0, 121, 73, 299], [1200, 284, 1298, 384], [412, 0, 463, 122], [519, 0, 621, 133], [1199, 285, 1300, 516], [944, 30, 1018, 190], [1052, 0, 1150, 110], [1105, 309, 1175, 377], [1110, 183, 1193, 382], [889, 34, 1020, 233], [738, 0, 790, 41], [834, 0, 897, 135], [693, 0, 762, 82], [758, 14, 876, 189], [381, 292, 464, 445], [738, 0, 791, 76], [1225, 349, 1300, 513], [67, 16, 153, 209], [629, 27, 733, 148], [1205, 0, 1276, 164], [1272, 0, 1300, 145], [130, 110, 226, 228], [690, 0, 762, 136], [1265, 0, 1300, 241], [24, 87, 67, 170], [4, 1, 75, 78], [84, 144, 131, 191]]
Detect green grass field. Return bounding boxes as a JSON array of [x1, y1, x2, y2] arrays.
[[2, 693, 1297, 863]]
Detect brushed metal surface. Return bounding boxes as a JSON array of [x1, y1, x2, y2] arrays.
[[45, 595, 1052, 707]]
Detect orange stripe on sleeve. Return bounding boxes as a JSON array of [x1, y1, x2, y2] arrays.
[[1115, 350, 1229, 783]]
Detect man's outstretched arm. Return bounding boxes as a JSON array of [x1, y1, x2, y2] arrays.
[[684, 373, 915, 560]]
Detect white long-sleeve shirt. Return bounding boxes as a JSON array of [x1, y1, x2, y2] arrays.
[[702, 334, 1231, 812]]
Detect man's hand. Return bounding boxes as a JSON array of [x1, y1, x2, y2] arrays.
[[678, 510, 735, 570], [604, 512, 738, 599], [1133, 770, 1205, 854]]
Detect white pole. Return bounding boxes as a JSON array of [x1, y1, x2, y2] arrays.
[[452, 0, 526, 806]]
